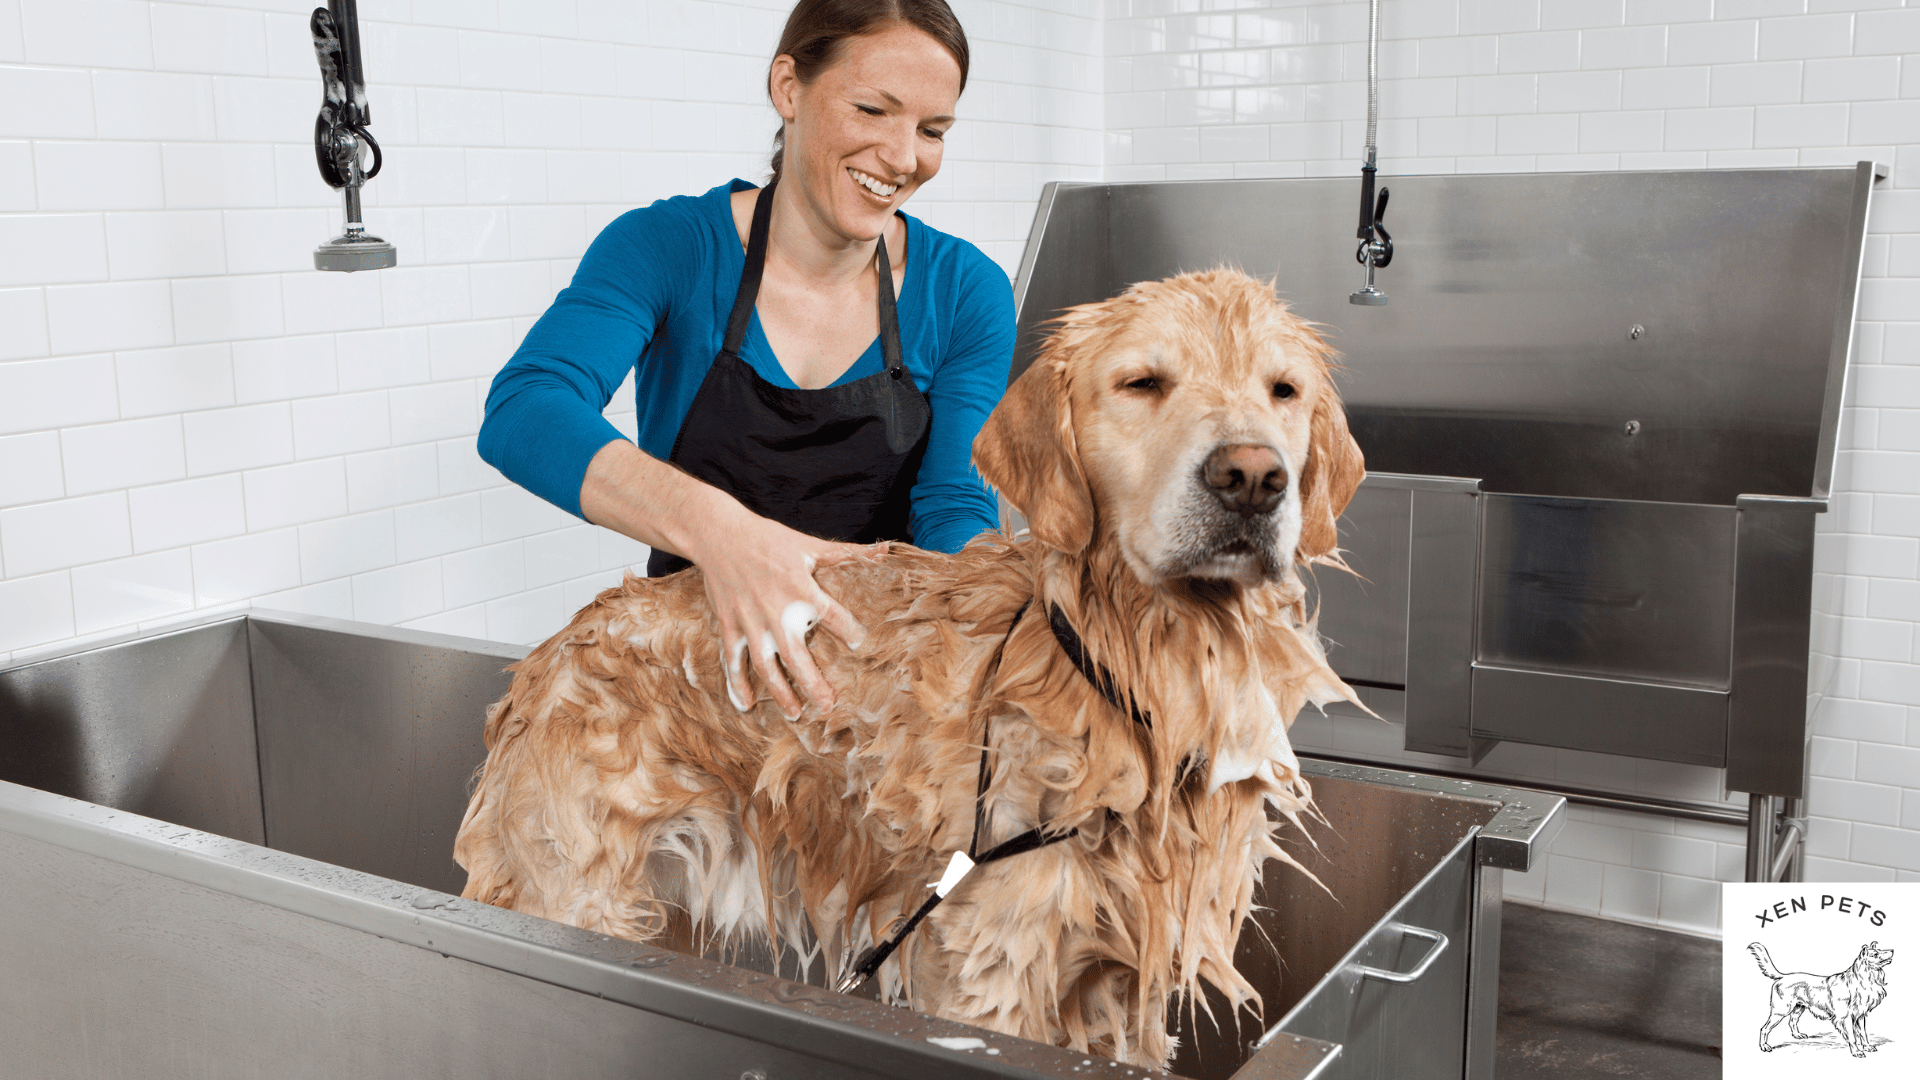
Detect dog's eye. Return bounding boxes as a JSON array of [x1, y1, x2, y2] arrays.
[[1273, 382, 1296, 400], [1123, 376, 1160, 393]]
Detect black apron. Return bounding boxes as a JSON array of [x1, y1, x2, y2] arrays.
[[647, 181, 931, 577]]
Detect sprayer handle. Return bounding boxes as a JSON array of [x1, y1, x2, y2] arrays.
[[1356, 164, 1376, 240]]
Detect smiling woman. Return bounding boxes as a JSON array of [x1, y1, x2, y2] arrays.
[[477, 0, 1012, 718]]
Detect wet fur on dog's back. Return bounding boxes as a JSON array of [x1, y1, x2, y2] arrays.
[[454, 269, 1366, 1066]]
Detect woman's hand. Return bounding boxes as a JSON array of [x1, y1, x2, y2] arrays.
[[579, 439, 879, 719], [687, 512, 880, 719]]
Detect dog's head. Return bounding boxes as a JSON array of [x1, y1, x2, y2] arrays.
[[1861, 942, 1895, 969], [975, 269, 1364, 588]]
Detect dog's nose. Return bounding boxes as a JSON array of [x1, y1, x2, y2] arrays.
[[1203, 444, 1286, 515]]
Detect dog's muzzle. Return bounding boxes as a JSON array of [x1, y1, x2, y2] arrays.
[[1163, 443, 1295, 582]]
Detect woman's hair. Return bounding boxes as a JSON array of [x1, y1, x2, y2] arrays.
[[767, 0, 970, 181]]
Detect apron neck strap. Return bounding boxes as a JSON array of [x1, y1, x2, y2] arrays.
[[874, 231, 905, 375], [721, 180, 778, 359], [722, 180, 907, 375]]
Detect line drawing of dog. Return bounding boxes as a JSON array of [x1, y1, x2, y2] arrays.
[[1749, 940, 1895, 1057], [453, 269, 1367, 1067]]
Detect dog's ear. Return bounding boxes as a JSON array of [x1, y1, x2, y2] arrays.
[[1296, 379, 1366, 564], [974, 354, 1095, 554]]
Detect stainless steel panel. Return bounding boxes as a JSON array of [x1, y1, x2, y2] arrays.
[[1310, 474, 1482, 757], [1312, 482, 1411, 688], [1405, 482, 1482, 756], [1727, 495, 1823, 799], [1812, 164, 1876, 500], [0, 828, 893, 1080], [1261, 825, 1478, 1080], [1463, 865, 1503, 1080], [1011, 183, 1115, 381], [1300, 758, 1566, 874], [0, 779, 1119, 1080], [1011, 168, 1871, 505], [248, 612, 525, 895], [0, 618, 263, 845], [1470, 665, 1729, 767], [1477, 495, 1736, 690], [1170, 772, 1499, 1080]]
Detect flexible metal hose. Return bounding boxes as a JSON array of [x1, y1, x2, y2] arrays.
[[1365, 0, 1379, 155]]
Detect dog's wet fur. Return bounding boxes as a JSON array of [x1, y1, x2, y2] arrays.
[[454, 269, 1367, 1066]]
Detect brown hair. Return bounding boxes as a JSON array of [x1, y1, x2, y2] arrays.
[[767, 0, 970, 181]]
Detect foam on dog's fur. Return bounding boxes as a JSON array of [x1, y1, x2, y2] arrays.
[[454, 269, 1366, 1066]]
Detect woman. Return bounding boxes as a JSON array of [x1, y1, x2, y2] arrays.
[[478, 0, 1013, 725]]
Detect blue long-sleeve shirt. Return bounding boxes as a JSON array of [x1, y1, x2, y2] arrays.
[[478, 179, 1015, 555]]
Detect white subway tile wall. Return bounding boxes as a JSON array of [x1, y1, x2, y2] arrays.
[[0, 0, 1100, 657], [1108, 0, 1920, 936], [5, 0, 1918, 937]]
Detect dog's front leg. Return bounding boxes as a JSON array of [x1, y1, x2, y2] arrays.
[[1848, 1012, 1869, 1057]]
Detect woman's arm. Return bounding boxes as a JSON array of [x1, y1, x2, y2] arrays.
[[907, 246, 1016, 552], [479, 209, 670, 518], [480, 198, 875, 718]]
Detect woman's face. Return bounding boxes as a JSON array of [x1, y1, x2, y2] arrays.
[[772, 23, 962, 244]]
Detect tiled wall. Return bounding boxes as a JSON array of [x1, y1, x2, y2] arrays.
[[0, 0, 1100, 660], [1104, 0, 1919, 936]]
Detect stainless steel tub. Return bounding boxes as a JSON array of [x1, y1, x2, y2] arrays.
[[0, 611, 1562, 1080]]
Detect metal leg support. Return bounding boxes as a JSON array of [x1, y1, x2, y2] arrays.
[[1744, 794, 1805, 883]]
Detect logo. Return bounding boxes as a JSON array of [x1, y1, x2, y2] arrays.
[[1725, 884, 1915, 1077]]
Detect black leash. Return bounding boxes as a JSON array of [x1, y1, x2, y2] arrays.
[[836, 599, 1151, 993]]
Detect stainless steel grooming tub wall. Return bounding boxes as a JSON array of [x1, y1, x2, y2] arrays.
[[1011, 166, 1874, 816], [0, 612, 1563, 1080]]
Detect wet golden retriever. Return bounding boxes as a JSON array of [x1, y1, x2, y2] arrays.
[[453, 268, 1366, 1066]]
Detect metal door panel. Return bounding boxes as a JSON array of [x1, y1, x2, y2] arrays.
[[1477, 495, 1736, 690]]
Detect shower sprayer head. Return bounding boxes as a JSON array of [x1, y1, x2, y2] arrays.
[[310, 0, 395, 272], [1350, 184, 1391, 305]]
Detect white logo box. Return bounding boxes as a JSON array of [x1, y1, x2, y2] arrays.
[[1724, 882, 1915, 1077]]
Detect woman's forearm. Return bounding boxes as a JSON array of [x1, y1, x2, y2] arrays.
[[578, 439, 746, 562]]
